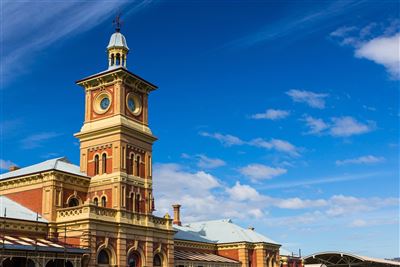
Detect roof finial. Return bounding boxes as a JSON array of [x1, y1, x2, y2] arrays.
[[113, 12, 122, 32]]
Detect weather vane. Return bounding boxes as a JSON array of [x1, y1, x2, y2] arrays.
[[113, 12, 122, 32]]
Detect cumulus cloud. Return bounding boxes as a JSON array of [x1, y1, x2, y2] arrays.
[[302, 116, 375, 137], [330, 21, 400, 79], [239, 164, 287, 180], [196, 154, 226, 169], [355, 33, 400, 78], [201, 132, 300, 156], [251, 109, 290, 120], [303, 116, 329, 135], [199, 132, 244, 146], [153, 163, 399, 229], [286, 89, 329, 109], [0, 159, 16, 170], [226, 181, 263, 201], [336, 155, 385, 166]]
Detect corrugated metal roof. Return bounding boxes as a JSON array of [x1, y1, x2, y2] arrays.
[[0, 196, 47, 223], [304, 252, 400, 266], [175, 250, 239, 263], [0, 157, 87, 180], [174, 219, 279, 245], [0, 235, 87, 254]]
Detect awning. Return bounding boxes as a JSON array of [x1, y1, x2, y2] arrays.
[[175, 250, 239, 264], [304, 252, 400, 266], [0, 235, 88, 254]]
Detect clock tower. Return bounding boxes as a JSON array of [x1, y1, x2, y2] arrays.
[[75, 26, 157, 214]]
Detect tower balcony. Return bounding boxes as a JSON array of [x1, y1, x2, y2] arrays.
[[55, 204, 172, 231]]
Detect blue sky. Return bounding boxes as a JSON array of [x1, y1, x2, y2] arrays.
[[1, 0, 399, 258]]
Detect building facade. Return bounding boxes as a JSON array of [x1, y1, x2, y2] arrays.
[[0, 26, 302, 267]]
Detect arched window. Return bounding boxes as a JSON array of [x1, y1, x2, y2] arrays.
[[153, 254, 162, 267], [98, 249, 110, 264], [93, 197, 99, 206], [101, 196, 107, 207], [128, 252, 140, 267], [122, 55, 125, 66], [135, 155, 140, 177], [94, 155, 99, 175], [68, 197, 79, 207], [116, 53, 121, 65], [135, 194, 140, 212], [129, 192, 134, 211], [102, 153, 107, 174], [129, 154, 134, 175], [111, 54, 115, 66]]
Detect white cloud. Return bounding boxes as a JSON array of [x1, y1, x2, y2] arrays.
[[197, 154, 226, 169], [303, 116, 329, 134], [355, 33, 400, 79], [331, 21, 400, 79], [302, 116, 375, 137], [336, 155, 385, 166], [0, 159, 16, 170], [251, 109, 290, 120], [350, 219, 367, 227], [20, 132, 61, 149], [153, 163, 398, 232], [286, 89, 329, 109], [330, 116, 375, 137], [201, 132, 300, 156], [239, 164, 287, 180], [249, 138, 300, 156], [226, 181, 263, 201], [199, 132, 244, 146]]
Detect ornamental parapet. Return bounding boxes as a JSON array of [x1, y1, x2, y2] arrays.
[[56, 204, 172, 230]]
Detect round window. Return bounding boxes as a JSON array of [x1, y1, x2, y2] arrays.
[[94, 92, 112, 114], [126, 93, 142, 116]]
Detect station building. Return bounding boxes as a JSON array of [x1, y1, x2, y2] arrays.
[[0, 25, 302, 267]]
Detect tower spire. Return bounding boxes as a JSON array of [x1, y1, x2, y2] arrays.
[[113, 13, 122, 33]]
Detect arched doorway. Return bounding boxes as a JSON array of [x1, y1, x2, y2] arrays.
[[127, 251, 141, 267], [45, 259, 73, 267], [2, 258, 35, 267]]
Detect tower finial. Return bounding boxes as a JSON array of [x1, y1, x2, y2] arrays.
[[113, 13, 122, 32]]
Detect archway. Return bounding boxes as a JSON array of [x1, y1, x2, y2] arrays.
[[153, 254, 162, 267], [45, 259, 74, 267], [2, 258, 35, 267]]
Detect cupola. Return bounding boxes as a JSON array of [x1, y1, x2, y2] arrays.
[[107, 15, 129, 69]]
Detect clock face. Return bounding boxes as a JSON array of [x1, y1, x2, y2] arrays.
[[127, 98, 135, 113], [126, 93, 142, 116], [100, 97, 110, 110], [94, 92, 112, 114]]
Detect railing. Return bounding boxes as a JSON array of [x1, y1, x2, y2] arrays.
[[56, 204, 171, 230]]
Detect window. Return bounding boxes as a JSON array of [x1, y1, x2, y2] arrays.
[[136, 155, 140, 177], [153, 254, 162, 267], [135, 194, 140, 212], [68, 197, 79, 207], [98, 249, 110, 264], [129, 154, 134, 175], [102, 153, 107, 174], [94, 155, 99, 175], [148, 155, 152, 177], [128, 252, 140, 267], [101, 196, 107, 207], [93, 197, 98, 206], [116, 53, 121, 65], [110, 54, 115, 66]]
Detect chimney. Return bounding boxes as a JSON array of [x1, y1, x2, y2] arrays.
[[8, 165, 20, 172], [172, 204, 181, 226], [248, 226, 255, 231]]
